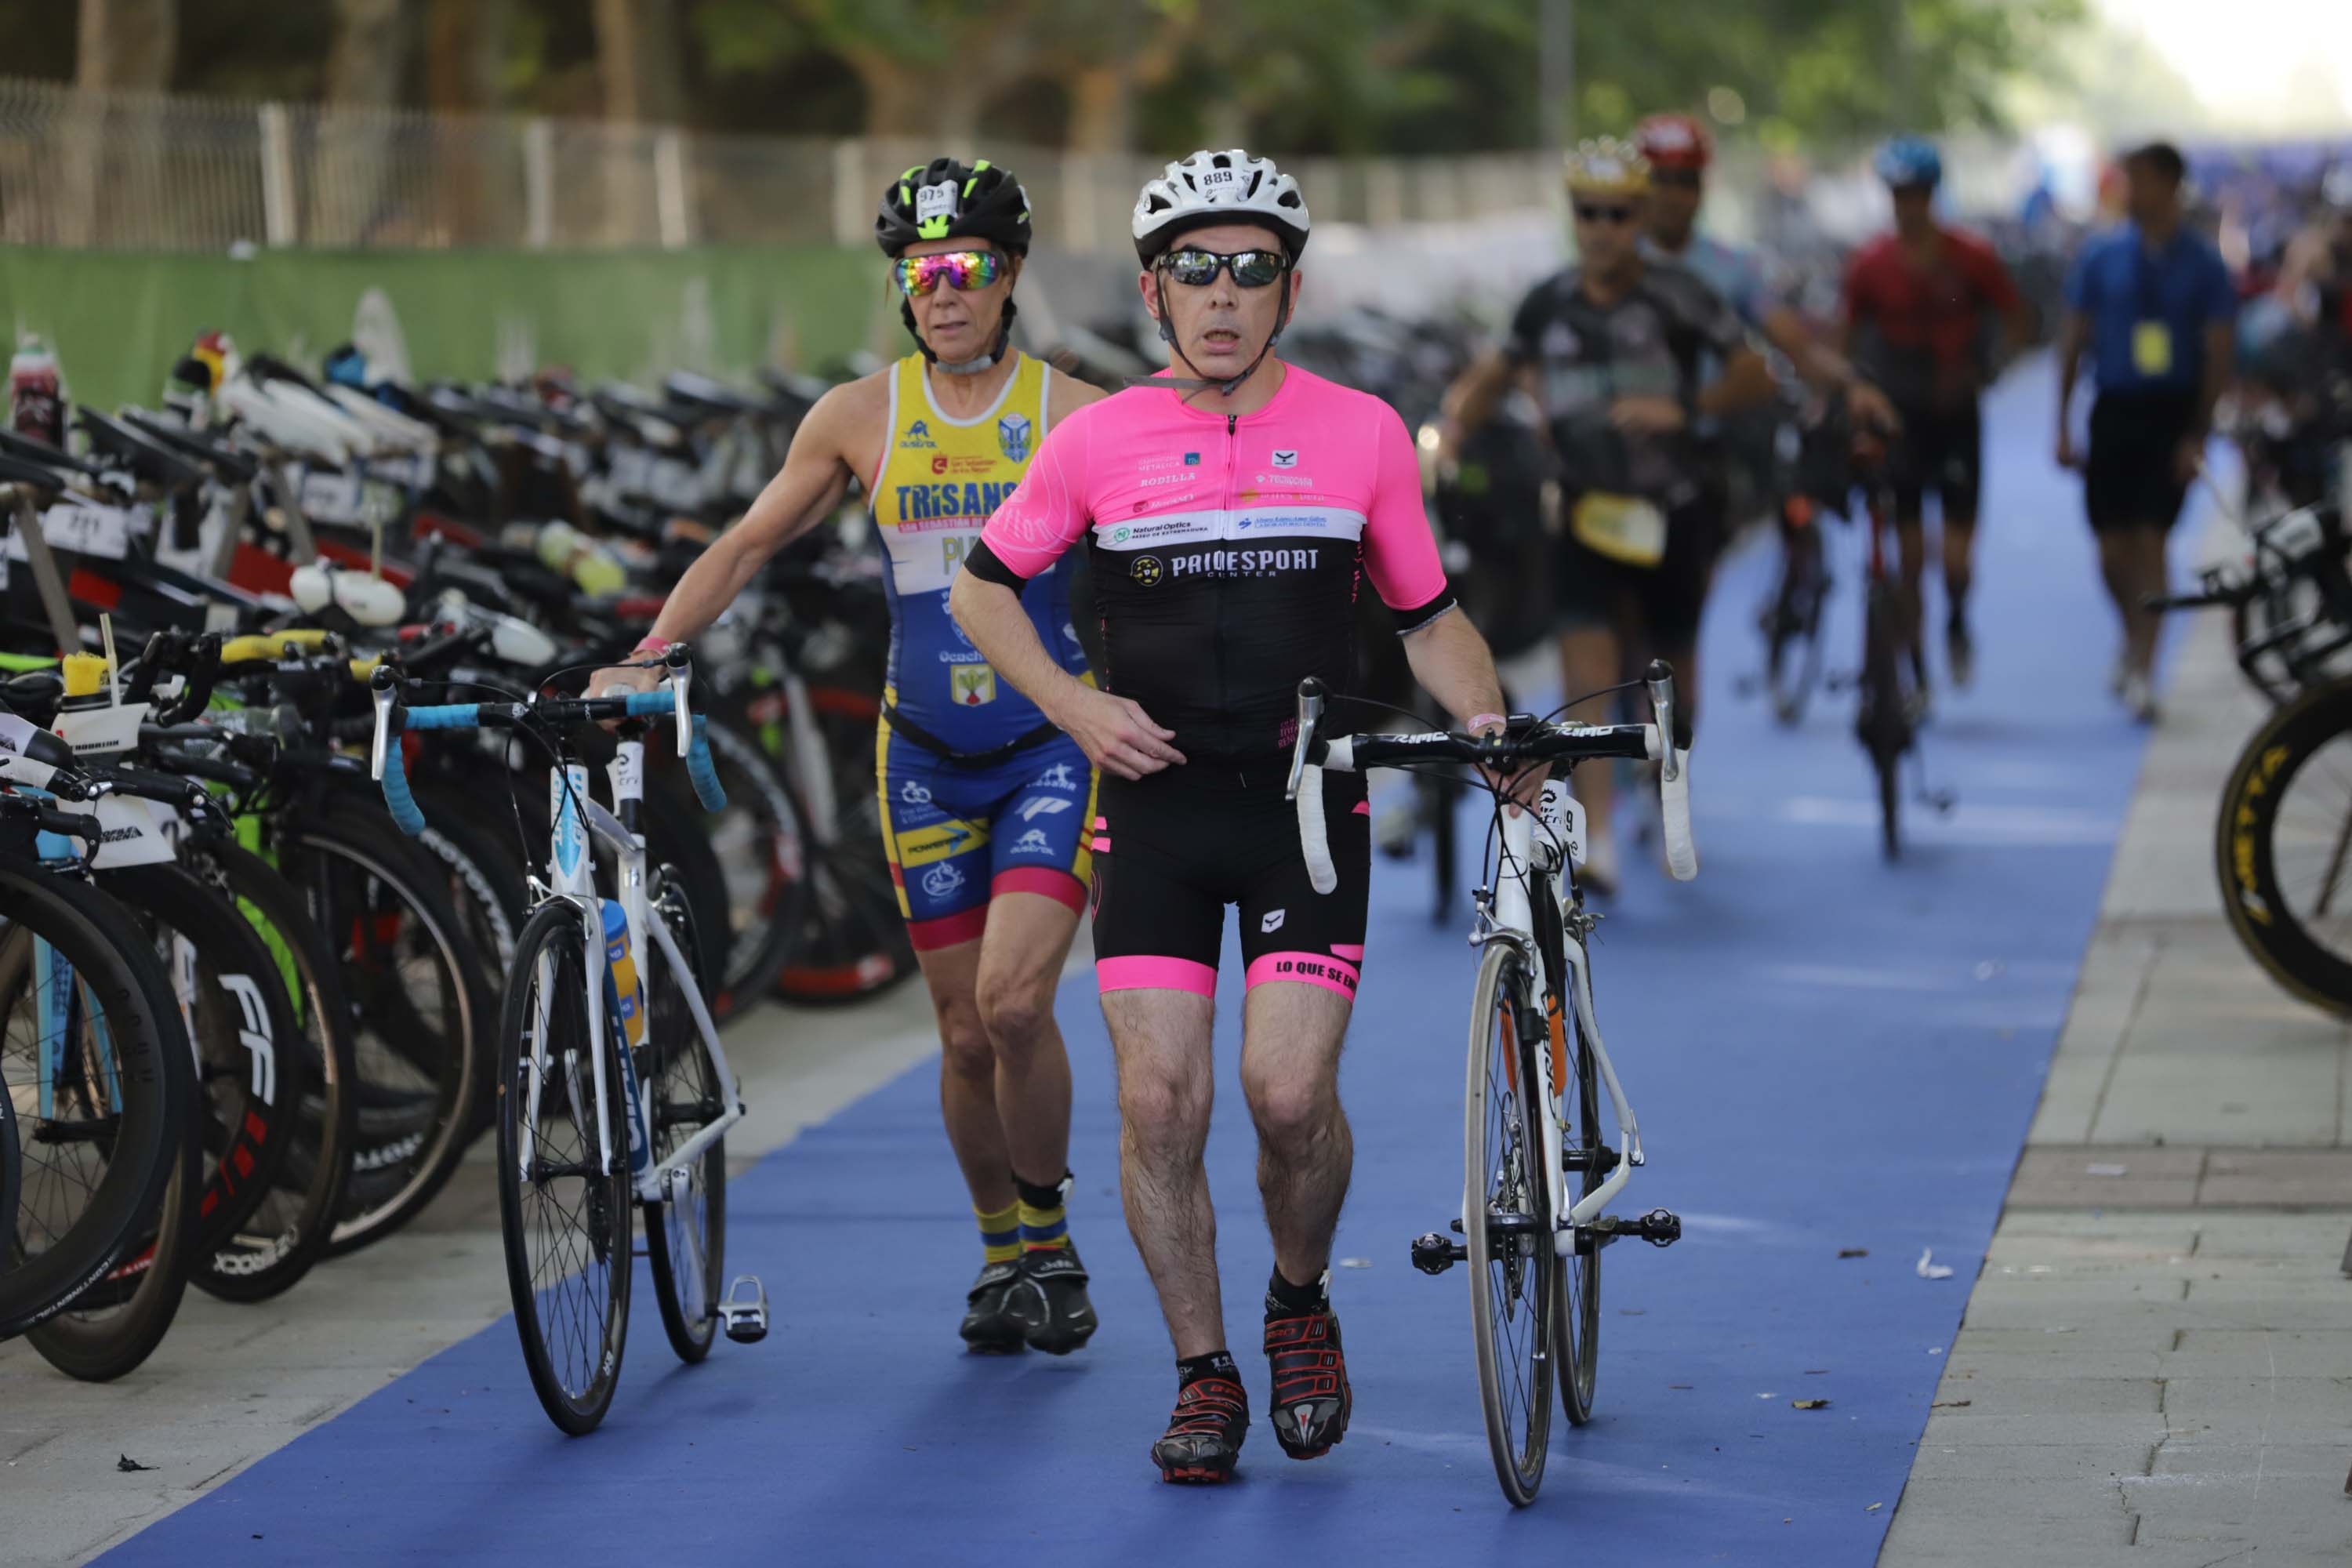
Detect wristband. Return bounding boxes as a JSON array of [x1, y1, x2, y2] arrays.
[[1468, 712, 1507, 735], [632, 634, 676, 658]]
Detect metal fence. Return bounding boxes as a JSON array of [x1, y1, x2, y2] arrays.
[[0, 76, 1559, 256]]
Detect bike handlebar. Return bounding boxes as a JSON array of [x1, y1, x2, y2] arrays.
[[1284, 660, 1697, 895], [367, 646, 725, 836]]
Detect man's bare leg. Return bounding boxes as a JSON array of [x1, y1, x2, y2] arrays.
[[1242, 978, 1357, 1460], [1239, 981, 1355, 1287], [1102, 986, 1223, 1357]]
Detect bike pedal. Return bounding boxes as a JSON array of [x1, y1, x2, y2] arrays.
[[1410, 1231, 1466, 1276], [720, 1274, 770, 1344]]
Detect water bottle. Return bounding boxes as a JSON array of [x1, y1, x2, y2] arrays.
[[9, 336, 64, 448], [601, 899, 647, 1051]]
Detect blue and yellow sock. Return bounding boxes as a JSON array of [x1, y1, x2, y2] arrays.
[[1015, 1171, 1071, 1255], [976, 1201, 1022, 1266]]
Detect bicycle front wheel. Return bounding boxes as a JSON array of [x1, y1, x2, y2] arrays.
[[496, 900, 633, 1435], [2216, 678, 2352, 1014], [1463, 942, 1555, 1506]]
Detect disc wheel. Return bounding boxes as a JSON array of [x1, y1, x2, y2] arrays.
[[1463, 942, 1555, 1507], [495, 899, 633, 1436]]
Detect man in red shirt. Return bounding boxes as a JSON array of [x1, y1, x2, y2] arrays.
[[1840, 136, 2034, 695]]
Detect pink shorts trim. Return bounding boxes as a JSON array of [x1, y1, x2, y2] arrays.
[[1244, 950, 1361, 1000], [990, 867, 1086, 913], [908, 906, 988, 953], [1352, 800, 1370, 815], [1097, 955, 1218, 996], [1330, 943, 1365, 962]]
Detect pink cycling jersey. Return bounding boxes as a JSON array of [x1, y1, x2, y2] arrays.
[[968, 365, 1455, 760]]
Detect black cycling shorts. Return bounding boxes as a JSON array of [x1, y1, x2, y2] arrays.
[[1889, 403, 1984, 524], [2085, 389, 2198, 534], [1091, 759, 1370, 1003], [1553, 498, 1719, 650]]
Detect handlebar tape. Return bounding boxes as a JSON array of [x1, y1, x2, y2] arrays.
[[379, 732, 426, 837]]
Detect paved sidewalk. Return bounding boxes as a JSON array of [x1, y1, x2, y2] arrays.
[[1880, 590, 2352, 1563]]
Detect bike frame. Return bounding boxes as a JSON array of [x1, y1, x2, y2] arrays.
[[1477, 797, 1646, 1255], [517, 736, 743, 1234]]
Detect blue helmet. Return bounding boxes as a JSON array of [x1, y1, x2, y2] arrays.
[[1875, 135, 1943, 189]]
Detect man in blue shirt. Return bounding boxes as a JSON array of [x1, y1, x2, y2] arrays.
[[2056, 140, 2238, 721]]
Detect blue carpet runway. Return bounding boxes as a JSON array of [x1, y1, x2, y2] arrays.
[[102, 368, 2195, 1565]]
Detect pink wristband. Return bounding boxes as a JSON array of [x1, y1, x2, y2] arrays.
[[632, 635, 675, 658], [1468, 712, 1507, 734]]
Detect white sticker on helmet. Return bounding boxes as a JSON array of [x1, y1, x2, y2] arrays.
[[916, 182, 957, 224], [1196, 167, 1240, 198]]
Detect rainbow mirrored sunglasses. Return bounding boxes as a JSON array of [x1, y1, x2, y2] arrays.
[[891, 249, 1007, 296]]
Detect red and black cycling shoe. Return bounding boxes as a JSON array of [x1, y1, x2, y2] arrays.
[[1264, 1303, 1352, 1460], [1151, 1375, 1250, 1484]]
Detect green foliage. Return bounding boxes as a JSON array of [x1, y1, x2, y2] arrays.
[[19, 0, 2089, 151]]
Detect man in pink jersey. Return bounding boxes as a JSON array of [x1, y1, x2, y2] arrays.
[[951, 150, 1530, 1485]]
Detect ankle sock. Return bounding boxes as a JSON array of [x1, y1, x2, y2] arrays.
[[1178, 1349, 1238, 1388], [975, 1201, 1022, 1266], [1265, 1265, 1330, 1319], [1014, 1171, 1071, 1255]]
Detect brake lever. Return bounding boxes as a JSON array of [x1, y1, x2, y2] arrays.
[[1644, 659, 1680, 784], [368, 664, 400, 782], [664, 642, 693, 757], [1286, 677, 1326, 803]]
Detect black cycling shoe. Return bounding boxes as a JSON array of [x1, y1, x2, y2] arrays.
[[1152, 1376, 1250, 1483], [959, 1259, 1029, 1355], [1007, 1243, 1098, 1354], [1264, 1305, 1352, 1459]]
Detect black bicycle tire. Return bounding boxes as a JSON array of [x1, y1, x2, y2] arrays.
[[1464, 942, 1555, 1507], [1863, 582, 1908, 862], [641, 889, 727, 1364], [187, 840, 358, 1303], [410, 782, 531, 974], [2, 1087, 18, 1272], [95, 863, 308, 1254], [275, 806, 494, 1254], [1542, 917, 1602, 1427], [2216, 678, 2352, 1015], [694, 714, 812, 1024], [0, 868, 189, 1339], [495, 898, 633, 1435], [24, 868, 205, 1381]]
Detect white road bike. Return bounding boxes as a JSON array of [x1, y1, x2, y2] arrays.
[[1287, 661, 1696, 1505], [370, 646, 767, 1436]]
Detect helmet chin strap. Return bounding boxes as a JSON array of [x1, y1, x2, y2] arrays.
[[905, 298, 1018, 376], [1134, 272, 1293, 397]]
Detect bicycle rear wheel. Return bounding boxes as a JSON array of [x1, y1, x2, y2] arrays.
[[641, 891, 726, 1364], [1463, 942, 1555, 1506], [189, 842, 358, 1302], [0, 869, 190, 1339], [1547, 956, 1604, 1426], [691, 717, 811, 1024], [277, 806, 493, 1255], [496, 899, 633, 1435], [1860, 581, 1909, 862], [1766, 525, 1830, 726]]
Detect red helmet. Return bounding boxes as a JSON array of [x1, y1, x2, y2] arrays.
[[1635, 114, 1711, 172]]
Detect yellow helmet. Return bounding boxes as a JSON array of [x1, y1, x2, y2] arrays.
[[1563, 137, 1650, 198]]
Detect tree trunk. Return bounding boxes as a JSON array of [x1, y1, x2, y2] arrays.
[[320, 0, 413, 245], [425, 0, 510, 242], [75, 0, 177, 90], [591, 0, 686, 244], [69, 0, 179, 245], [1066, 66, 1133, 156]]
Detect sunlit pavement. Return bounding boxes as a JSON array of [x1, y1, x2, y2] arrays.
[[9, 358, 2340, 1566]]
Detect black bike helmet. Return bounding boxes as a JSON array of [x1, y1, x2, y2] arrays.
[[875, 158, 1033, 258]]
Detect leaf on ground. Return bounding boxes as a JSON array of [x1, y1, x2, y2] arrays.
[[1791, 1399, 1831, 1410], [116, 1454, 155, 1472], [1838, 1247, 1868, 1258], [1931, 1399, 1973, 1409]]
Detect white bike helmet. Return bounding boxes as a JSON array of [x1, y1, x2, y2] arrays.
[[1131, 150, 1311, 264]]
